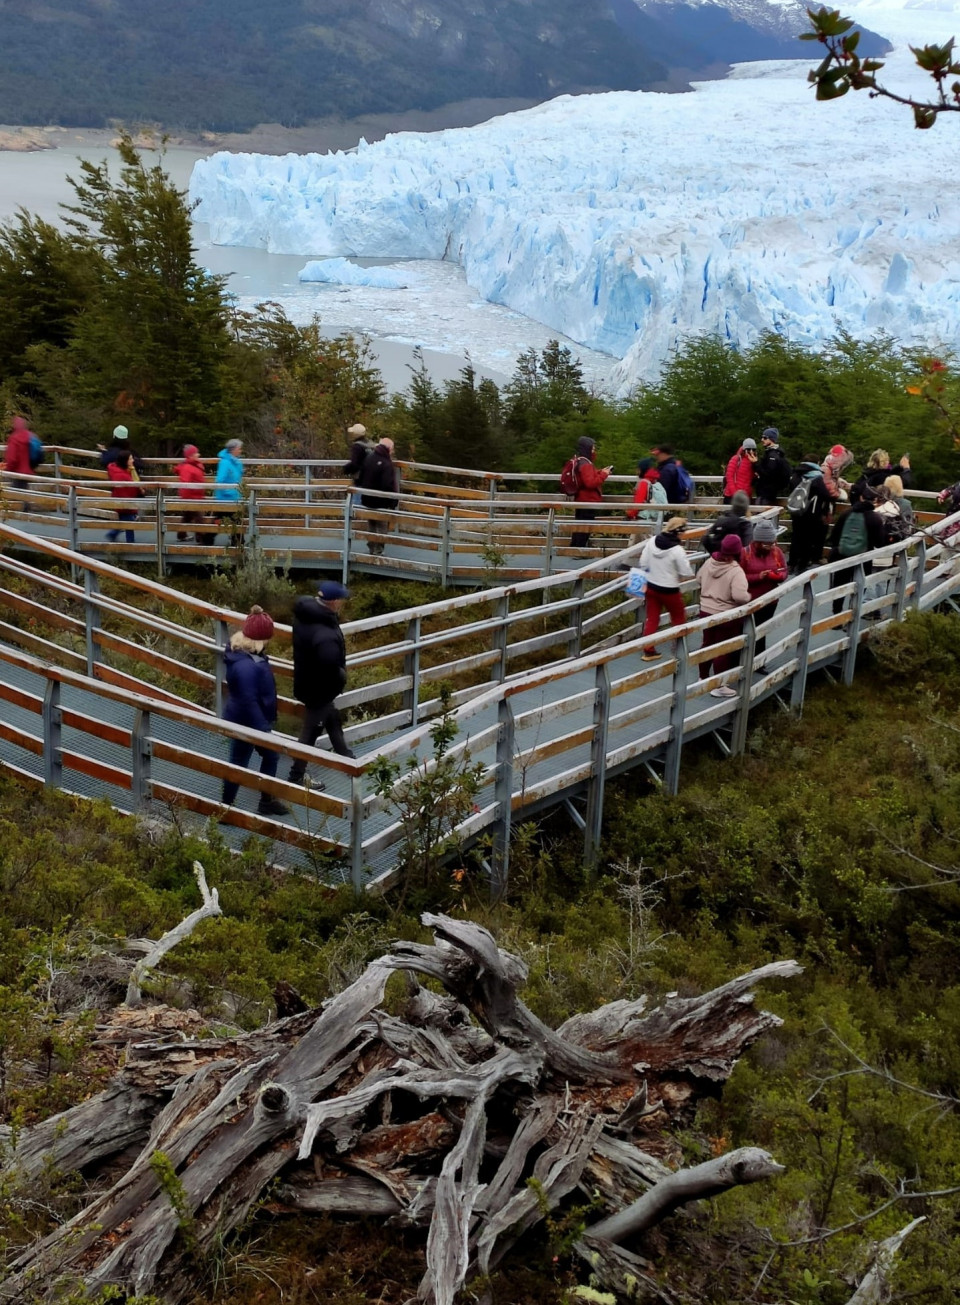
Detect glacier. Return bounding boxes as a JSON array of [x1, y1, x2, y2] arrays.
[[298, 257, 410, 288], [189, 3, 960, 391]]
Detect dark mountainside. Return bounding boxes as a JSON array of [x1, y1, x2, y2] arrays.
[[0, 0, 890, 132]]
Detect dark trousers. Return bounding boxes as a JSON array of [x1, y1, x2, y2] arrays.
[[288, 702, 354, 781], [789, 516, 828, 574], [571, 506, 597, 549], [832, 561, 873, 615], [222, 736, 279, 805], [107, 510, 137, 544], [699, 617, 745, 679], [642, 587, 687, 649]]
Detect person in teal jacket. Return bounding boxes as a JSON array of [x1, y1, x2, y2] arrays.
[[213, 439, 244, 546]]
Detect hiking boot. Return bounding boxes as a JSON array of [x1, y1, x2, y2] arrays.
[[288, 771, 324, 792], [257, 796, 290, 817], [641, 650, 661, 662]]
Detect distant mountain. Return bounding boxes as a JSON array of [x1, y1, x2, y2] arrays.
[[0, 0, 890, 132]]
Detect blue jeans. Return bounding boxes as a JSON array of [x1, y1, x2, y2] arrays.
[[222, 735, 279, 806], [107, 511, 137, 544]]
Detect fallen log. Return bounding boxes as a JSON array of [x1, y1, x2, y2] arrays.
[[1, 915, 800, 1304]]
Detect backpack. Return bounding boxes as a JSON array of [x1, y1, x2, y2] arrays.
[[28, 434, 44, 468], [674, 463, 694, 503], [883, 513, 912, 545], [837, 509, 869, 558], [786, 478, 813, 518], [649, 481, 668, 507], [560, 456, 582, 497]]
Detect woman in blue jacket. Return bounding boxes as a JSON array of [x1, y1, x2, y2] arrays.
[[221, 605, 289, 817], [213, 438, 244, 546]]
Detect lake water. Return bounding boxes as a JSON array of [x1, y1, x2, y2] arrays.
[[0, 141, 617, 393]]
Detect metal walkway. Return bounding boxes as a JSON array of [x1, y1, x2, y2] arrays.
[[1, 470, 957, 891]]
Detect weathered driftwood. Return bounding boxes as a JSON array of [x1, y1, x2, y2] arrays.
[[846, 1216, 925, 1305], [1, 915, 800, 1305], [125, 860, 222, 1006]]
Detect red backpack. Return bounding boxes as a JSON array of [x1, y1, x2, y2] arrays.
[[560, 457, 582, 497]]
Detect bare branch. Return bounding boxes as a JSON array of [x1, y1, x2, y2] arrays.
[[847, 1217, 926, 1305], [125, 860, 222, 1006]]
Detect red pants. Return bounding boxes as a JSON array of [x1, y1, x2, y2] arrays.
[[699, 617, 745, 679], [643, 587, 687, 646]]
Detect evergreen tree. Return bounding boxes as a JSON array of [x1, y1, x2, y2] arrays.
[[404, 346, 442, 460]]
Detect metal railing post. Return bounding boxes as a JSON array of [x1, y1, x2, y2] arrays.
[[53, 449, 62, 481], [401, 615, 421, 726], [488, 477, 497, 521], [155, 487, 165, 578], [440, 505, 452, 588], [841, 563, 866, 685], [68, 485, 79, 580], [493, 594, 509, 682], [214, 619, 230, 716], [490, 696, 515, 898], [662, 635, 689, 795], [911, 539, 927, 609], [789, 579, 815, 711], [342, 494, 352, 584], [305, 464, 312, 527], [131, 708, 152, 804], [894, 548, 910, 622], [246, 488, 258, 548], [729, 614, 757, 756], [584, 662, 611, 871], [349, 776, 365, 892], [42, 680, 62, 788], [545, 507, 555, 575], [569, 576, 585, 658], [84, 570, 101, 677]]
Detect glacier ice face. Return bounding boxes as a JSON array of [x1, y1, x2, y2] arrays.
[[299, 258, 410, 288], [190, 8, 960, 391]]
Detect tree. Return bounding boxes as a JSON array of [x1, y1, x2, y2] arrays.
[[58, 133, 241, 448], [804, 7, 960, 128]]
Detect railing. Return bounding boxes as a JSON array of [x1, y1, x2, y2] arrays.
[[0, 511, 957, 890]]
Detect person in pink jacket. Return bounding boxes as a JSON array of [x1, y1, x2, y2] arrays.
[[723, 438, 758, 503], [697, 533, 751, 697], [4, 415, 39, 509], [740, 518, 788, 659]]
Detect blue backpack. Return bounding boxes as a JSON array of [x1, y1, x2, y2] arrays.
[[674, 463, 694, 503], [28, 434, 45, 468]]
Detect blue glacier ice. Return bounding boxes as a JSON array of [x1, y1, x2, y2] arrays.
[[190, 9, 960, 390], [299, 257, 410, 288]]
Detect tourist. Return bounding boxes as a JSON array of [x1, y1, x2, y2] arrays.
[[702, 491, 753, 555], [697, 533, 751, 698], [786, 457, 832, 574], [649, 444, 693, 504], [99, 424, 144, 474], [105, 449, 143, 544], [3, 414, 42, 510], [821, 444, 854, 502], [626, 458, 667, 528], [883, 474, 914, 529], [287, 580, 355, 791], [722, 438, 758, 503], [175, 444, 208, 542], [213, 438, 244, 546], [355, 436, 399, 555], [566, 435, 611, 548], [850, 449, 912, 502], [637, 516, 694, 661], [754, 428, 792, 505], [740, 518, 787, 656], [829, 486, 886, 614], [343, 422, 376, 481], [220, 606, 289, 817]]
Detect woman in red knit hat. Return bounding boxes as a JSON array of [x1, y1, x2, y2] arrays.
[[220, 606, 289, 818]]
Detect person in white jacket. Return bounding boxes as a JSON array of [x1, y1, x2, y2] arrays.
[[638, 516, 695, 661], [697, 533, 751, 698]]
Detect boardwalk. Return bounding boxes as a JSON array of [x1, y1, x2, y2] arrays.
[[1, 457, 958, 891]]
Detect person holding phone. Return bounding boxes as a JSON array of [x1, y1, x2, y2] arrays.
[[569, 436, 612, 548], [723, 438, 758, 503]]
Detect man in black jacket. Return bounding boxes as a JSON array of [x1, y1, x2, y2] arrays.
[[755, 428, 792, 505], [356, 437, 399, 554], [287, 580, 355, 790]]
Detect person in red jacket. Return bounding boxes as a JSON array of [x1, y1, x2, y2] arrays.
[[723, 438, 758, 503], [570, 436, 612, 548], [175, 444, 208, 543], [106, 449, 143, 544], [4, 415, 38, 510], [740, 518, 788, 658]]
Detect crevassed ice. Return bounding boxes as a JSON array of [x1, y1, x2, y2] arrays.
[[189, 10, 960, 389]]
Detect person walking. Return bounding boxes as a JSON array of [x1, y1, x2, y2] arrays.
[[637, 516, 694, 661], [213, 438, 244, 546], [287, 580, 356, 791], [755, 429, 792, 505], [701, 491, 753, 555], [355, 436, 399, 555], [740, 518, 787, 656], [649, 444, 693, 504], [99, 425, 144, 474], [3, 415, 42, 510], [697, 533, 751, 697], [566, 436, 611, 548], [106, 449, 143, 543], [175, 444, 207, 542], [343, 423, 375, 481], [722, 439, 758, 504], [786, 458, 832, 574], [829, 486, 886, 615], [626, 458, 668, 529], [220, 606, 289, 817]]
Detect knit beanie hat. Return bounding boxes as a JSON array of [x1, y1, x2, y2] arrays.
[[741, 438, 757, 451], [762, 427, 780, 443], [183, 444, 200, 459], [731, 491, 751, 513], [242, 605, 274, 641], [719, 534, 743, 558], [752, 519, 778, 543], [113, 425, 129, 441]]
